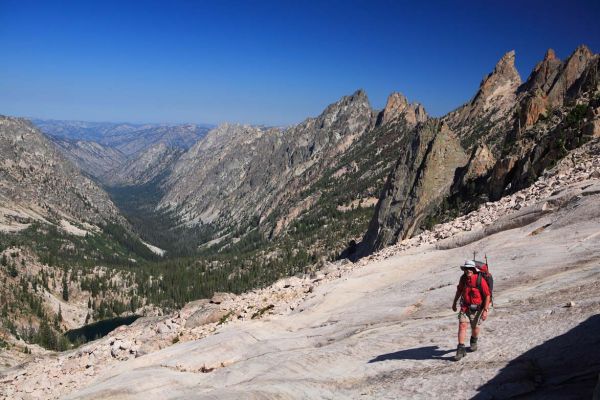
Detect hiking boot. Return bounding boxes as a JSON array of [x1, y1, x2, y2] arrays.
[[470, 337, 478, 352], [455, 344, 466, 361]]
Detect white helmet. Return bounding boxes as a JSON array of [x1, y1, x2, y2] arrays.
[[461, 260, 477, 270]]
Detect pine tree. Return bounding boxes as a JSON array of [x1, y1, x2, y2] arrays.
[[62, 275, 69, 302], [7, 262, 17, 278]]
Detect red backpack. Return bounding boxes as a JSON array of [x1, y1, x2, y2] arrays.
[[474, 259, 494, 306]]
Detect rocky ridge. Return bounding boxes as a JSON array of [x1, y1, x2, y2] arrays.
[[518, 45, 596, 130], [159, 90, 376, 232], [363, 45, 599, 255], [3, 138, 598, 399]]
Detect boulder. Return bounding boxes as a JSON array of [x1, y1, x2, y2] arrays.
[[185, 305, 228, 329], [179, 299, 210, 320], [210, 292, 235, 305], [583, 119, 600, 137]]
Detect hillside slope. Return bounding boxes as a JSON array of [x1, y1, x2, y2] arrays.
[[160, 90, 376, 231], [0, 117, 162, 353], [103, 142, 183, 187], [0, 116, 125, 229], [48, 136, 127, 179], [149, 91, 426, 266], [4, 139, 599, 399]]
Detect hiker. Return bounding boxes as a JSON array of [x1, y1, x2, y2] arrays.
[[451, 259, 491, 361]]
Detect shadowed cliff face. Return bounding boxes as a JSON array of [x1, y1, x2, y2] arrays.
[[359, 120, 468, 255]]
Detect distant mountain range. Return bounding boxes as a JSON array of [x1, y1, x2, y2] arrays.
[[31, 119, 213, 153], [31, 119, 212, 185]]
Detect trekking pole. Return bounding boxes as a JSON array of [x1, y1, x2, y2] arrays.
[[474, 302, 488, 326]]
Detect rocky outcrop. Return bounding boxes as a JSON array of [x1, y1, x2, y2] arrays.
[[477, 50, 522, 103], [520, 49, 563, 94], [462, 144, 496, 182], [405, 138, 600, 249], [360, 121, 468, 254], [184, 305, 228, 329]]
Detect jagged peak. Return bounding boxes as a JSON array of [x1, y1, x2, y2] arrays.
[[351, 88, 368, 99], [386, 92, 409, 108], [521, 48, 563, 92], [489, 50, 521, 86], [573, 44, 592, 57], [565, 44, 593, 66], [380, 92, 428, 126], [320, 89, 370, 110], [544, 48, 557, 61], [494, 50, 517, 75], [469, 50, 521, 107], [315, 89, 373, 126], [340, 88, 371, 108]]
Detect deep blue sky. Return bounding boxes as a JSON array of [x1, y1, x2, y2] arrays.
[[1, 0, 599, 126]]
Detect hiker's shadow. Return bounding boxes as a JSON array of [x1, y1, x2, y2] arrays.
[[369, 346, 455, 363]]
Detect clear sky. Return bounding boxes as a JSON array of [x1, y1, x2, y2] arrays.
[[1, 0, 599, 126]]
